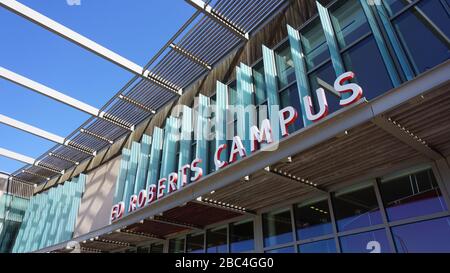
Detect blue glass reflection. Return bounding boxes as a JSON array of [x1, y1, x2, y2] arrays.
[[263, 209, 294, 247], [308, 62, 340, 115], [342, 37, 394, 101], [392, 217, 450, 253], [299, 239, 337, 253], [280, 83, 304, 132], [383, 0, 409, 16], [266, 246, 296, 253], [230, 220, 254, 253], [340, 229, 392, 253], [392, 0, 450, 74], [337, 211, 383, 233]]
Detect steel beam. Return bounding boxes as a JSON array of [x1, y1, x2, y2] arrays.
[[150, 216, 204, 231], [263, 167, 328, 194], [0, 0, 146, 77], [0, 113, 95, 157], [0, 114, 65, 144], [0, 67, 99, 116], [0, 67, 134, 131], [118, 95, 156, 114], [169, 43, 212, 70], [185, 0, 249, 41], [372, 116, 444, 160], [0, 147, 36, 165], [33, 61, 450, 253], [80, 128, 114, 145]]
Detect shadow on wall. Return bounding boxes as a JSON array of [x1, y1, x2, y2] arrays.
[[74, 156, 121, 237]]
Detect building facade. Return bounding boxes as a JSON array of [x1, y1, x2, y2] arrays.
[[2, 0, 450, 253]]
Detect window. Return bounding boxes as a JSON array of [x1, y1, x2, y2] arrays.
[[149, 243, 164, 253], [265, 246, 296, 253], [392, 217, 450, 253], [330, 0, 371, 49], [275, 45, 296, 89], [301, 18, 330, 70], [186, 232, 205, 253], [294, 197, 333, 240], [280, 83, 304, 133], [340, 229, 392, 253], [253, 63, 267, 105], [230, 219, 254, 253], [308, 61, 341, 114], [298, 239, 337, 253], [379, 167, 447, 222], [388, 0, 450, 74], [207, 226, 228, 253], [342, 37, 394, 100], [262, 208, 294, 247], [169, 238, 185, 253], [333, 182, 383, 232]]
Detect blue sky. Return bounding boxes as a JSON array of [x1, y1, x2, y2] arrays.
[[0, 0, 195, 173]]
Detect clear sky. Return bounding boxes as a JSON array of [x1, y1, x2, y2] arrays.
[[0, 0, 195, 173]]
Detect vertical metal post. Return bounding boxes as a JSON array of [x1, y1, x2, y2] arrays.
[[327, 192, 341, 253], [317, 1, 346, 76], [286, 26, 314, 127], [373, 178, 397, 253], [146, 127, 164, 189]]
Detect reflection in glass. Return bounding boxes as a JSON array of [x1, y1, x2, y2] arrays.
[[340, 229, 391, 253], [299, 239, 337, 253], [262, 208, 294, 247], [266, 246, 296, 253], [294, 197, 333, 240], [169, 238, 185, 253], [280, 83, 304, 132], [342, 37, 394, 100], [392, 217, 450, 253], [186, 232, 204, 253], [207, 226, 228, 253], [380, 168, 447, 222], [275, 45, 296, 89], [383, 0, 409, 16], [230, 220, 254, 253], [391, 0, 450, 74], [150, 243, 164, 253], [333, 182, 383, 232], [301, 19, 330, 70], [308, 61, 340, 114], [330, 0, 371, 48], [253, 63, 267, 105]]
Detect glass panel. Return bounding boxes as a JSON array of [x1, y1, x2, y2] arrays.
[[340, 229, 392, 253], [253, 63, 267, 105], [207, 226, 228, 253], [383, 0, 409, 16], [230, 219, 254, 253], [380, 168, 447, 222], [330, 0, 371, 49], [392, 0, 450, 74], [333, 182, 383, 232], [263, 208, 294, 247], [416, 0, 450, 40], [342, 37, 394, 100], [301, 19, 330, 70], [265, 246, 296, 253], [299, 239, 337, 253], [186, 232, 205, 253], [392, 217, 450, 253], [294, 197, 333, 240], [308, 61, 340, 114], [280, 83, 304, 132], [169, 238, 185, 253], [275, 45, 296, 89], [137, 246, 149, 253], [150, 243, 164, 253]]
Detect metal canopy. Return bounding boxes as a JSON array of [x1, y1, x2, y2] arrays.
[[1, 0, 288, 185]]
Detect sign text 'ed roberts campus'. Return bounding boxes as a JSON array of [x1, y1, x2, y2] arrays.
[[110, 71, 364, 222]]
